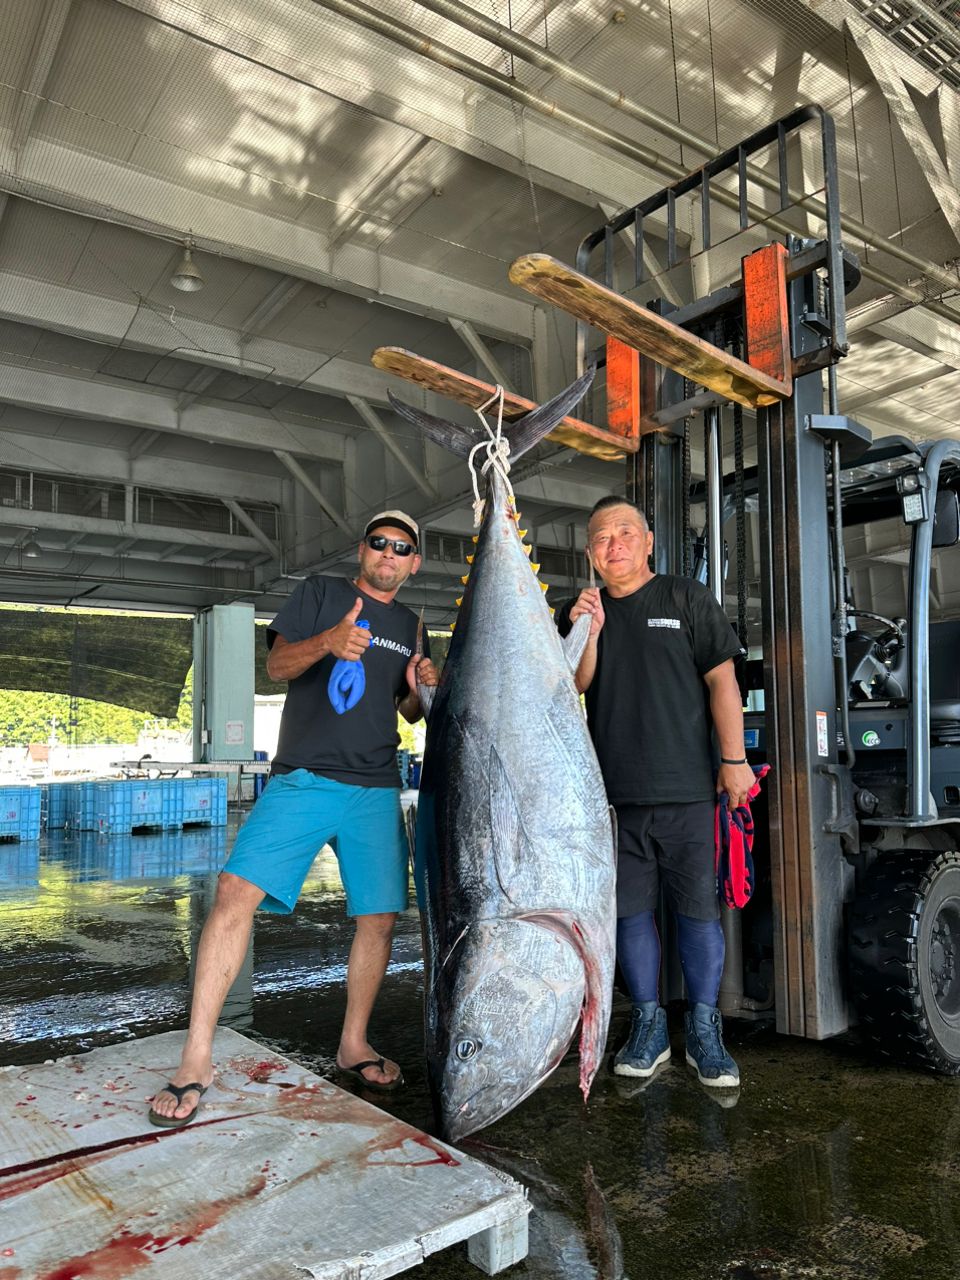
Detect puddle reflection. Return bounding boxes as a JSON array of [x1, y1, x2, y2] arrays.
[[0, 822, 958, 1279]]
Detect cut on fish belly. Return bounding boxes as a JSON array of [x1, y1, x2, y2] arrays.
[[389, 371, 617, 1142]]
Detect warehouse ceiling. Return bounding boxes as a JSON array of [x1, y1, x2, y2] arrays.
[[1, 0, 960, 625]]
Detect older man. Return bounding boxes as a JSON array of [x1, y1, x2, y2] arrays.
[[558, 496, 755, 1088], [150, 511, 438, 1126]]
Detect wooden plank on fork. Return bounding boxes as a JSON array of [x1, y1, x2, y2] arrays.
[[509, 254, 792, 409]]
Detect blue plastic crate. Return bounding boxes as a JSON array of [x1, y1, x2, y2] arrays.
[[75, 781, 134, 834], [44, 781, 83, 830], [177, 776, 227, 827], [0, 786, 42, 842], [74, 780, 177, 833]]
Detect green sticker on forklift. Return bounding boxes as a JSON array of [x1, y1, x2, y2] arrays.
[[861, 730, 881, 747]]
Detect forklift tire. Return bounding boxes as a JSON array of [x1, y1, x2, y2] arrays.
[[849, 849, 960, 1074]]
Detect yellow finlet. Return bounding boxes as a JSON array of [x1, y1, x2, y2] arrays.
[[465, 554, 474, 565], [549, 606, 555, 615], [530, 562, 540, 573], [518, 529, 527, 538], [449, 619, 456, 632], [540, 581, 549, 593], [461, 574, 469, 585], [455, 596, 463, 607], [472, 535, 479, 544]]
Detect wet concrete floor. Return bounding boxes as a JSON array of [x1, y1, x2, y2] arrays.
[[1, 817, 958, 1280]]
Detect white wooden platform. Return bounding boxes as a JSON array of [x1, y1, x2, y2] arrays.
[[0, 1028, 529, 1279]]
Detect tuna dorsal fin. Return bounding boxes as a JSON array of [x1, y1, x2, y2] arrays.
[[387, 392, 485, 459], [489, 745, 525, 900], [560, 611, 592, 674], [503, 366, 595, 460]]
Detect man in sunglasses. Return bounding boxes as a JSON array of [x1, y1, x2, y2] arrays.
[[149, 511, 438, 1126]]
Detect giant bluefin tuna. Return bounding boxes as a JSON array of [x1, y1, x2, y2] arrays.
[[389, 374, 617, 1142]]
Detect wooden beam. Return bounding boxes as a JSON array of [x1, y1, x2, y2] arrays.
[[371, 347, 634, 461], [509, 254, 791, 409]]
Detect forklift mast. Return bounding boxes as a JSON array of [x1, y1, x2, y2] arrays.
[[571, 106, 861, 1040], [510, 105, 960, 1071]]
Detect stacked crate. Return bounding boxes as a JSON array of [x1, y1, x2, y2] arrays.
[[176, 777, 228, 828], [0, 786, 42, 842]]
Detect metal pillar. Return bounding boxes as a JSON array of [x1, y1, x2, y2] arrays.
[[756, 363, 852, 1039], [192, 603, 256, 764]]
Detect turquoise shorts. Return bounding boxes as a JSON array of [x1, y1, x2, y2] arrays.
[[222, 769, 409, 917]]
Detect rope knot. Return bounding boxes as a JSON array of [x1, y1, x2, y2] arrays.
[[469, 386, 516, 526]]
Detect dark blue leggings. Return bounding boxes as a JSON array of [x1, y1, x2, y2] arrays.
[[617, 910, 725, 1006]]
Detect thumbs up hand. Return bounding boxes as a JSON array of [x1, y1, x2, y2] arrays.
[[326, 598, 371, 661]]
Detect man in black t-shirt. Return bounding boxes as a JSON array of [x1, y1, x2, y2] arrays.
[[557, 496, 755, 1091], [149, 511, 438, 1128]]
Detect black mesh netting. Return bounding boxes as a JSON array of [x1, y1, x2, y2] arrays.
[[0, 612, 194, 718]]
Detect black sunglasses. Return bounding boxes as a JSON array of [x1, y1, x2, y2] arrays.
[[365, 533, 416, 557]]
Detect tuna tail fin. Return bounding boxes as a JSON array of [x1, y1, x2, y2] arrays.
[[388, 365, 595, 461], [503, 365, 595, 460], [387, 392, 485, 459]]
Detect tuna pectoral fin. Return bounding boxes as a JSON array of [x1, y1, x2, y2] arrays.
[[560, 612, 592, 674], [516, 910, 608, 1101], [416, 680, 436, 721]]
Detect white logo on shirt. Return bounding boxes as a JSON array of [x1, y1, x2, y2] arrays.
[[370, 635, 412, 657], [648, 618, 681, 629]]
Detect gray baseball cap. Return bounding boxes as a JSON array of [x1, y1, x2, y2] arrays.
[[363, 509, 420, 547]]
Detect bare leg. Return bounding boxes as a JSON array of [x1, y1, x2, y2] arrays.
[[151, 872, 265, 1120], [336, 911, 399, 1086]]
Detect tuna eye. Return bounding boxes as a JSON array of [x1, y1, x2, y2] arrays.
[[456, 1038, 480, 1061]]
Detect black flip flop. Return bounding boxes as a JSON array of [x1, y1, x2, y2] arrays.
[[336, 1057, 404, 1093], [148, 1081, 208, 1128]]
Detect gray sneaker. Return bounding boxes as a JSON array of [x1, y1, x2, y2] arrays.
[[684, 1002, 740, 1087], [613, 1001, 671, 1077]]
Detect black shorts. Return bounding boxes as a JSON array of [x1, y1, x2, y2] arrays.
[[614, 799, 718, 921]]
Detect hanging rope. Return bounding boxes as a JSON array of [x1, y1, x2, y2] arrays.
[[468, 385, 516, 525]]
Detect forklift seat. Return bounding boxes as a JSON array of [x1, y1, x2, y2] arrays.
[[930, 621, 960, 744]]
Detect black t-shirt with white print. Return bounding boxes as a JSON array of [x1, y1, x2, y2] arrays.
[[267, 575, 428, 788], [557, 574, 742, 806]]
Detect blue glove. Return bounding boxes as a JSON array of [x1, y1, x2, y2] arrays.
[[327, 619, 370, 714]]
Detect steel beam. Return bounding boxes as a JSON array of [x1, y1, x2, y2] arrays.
[[273, 450, 354, 538], [448, 320, 517, 393], [0, 418, 284, 504], [0, 505, 263, 553], [0, 132, 535, 342], [347, 396, 439, 500], [112, 0, 657, 214], [0, 271, 404, 406], [849, 17, 960, 247], [10, 0, 73, 166], [0, 362, 345, 462], [223, 499, 282, 561]]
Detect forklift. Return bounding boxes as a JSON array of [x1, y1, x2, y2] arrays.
[[508, 106, 960, 1073]]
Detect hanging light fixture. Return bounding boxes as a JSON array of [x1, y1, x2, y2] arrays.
[[170, 239, 204, 293], [21, 534, 41, 558]]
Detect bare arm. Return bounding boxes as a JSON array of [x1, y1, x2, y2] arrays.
[[266, 598, 368, 682], [703, 658, 755, 807]]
